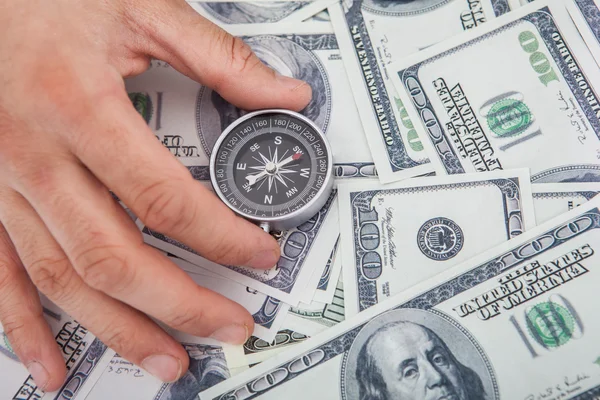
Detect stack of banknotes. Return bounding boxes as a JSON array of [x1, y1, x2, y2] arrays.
[[5, 0, 600, 398]]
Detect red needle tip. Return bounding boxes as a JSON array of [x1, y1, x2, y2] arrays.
[[292, 153, 302, 160]]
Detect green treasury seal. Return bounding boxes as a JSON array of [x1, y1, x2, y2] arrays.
[[526, 301, 575, 349], [486, 98, 532, 137], [128, 92, 153, 124]]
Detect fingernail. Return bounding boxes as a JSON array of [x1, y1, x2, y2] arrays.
[[246, 249, 279, 269], [210, 323, 248, 345], [141, 354, 182, 383], [276, 74, 310, 93], [27, 361, 49, 391]]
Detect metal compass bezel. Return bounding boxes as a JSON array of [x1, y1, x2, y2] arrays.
[[209, 109, 334, 231]]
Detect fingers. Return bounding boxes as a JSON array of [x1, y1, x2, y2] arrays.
[[65, 85, 279, 269], [0, 222, 66, 391], [9, 158, 255, 343], [130, 0, 312, 110], [0, 187, 191, 382]]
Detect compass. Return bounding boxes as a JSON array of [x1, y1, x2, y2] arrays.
[[210, 109, 334, 232]]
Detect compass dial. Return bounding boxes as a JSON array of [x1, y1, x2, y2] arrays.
[[210, 110, 333, 230]]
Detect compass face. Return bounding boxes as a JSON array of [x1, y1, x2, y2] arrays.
[[211, 111, 331, 222]]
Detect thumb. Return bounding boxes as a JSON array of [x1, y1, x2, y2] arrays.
[[138, 1, 312, 111]]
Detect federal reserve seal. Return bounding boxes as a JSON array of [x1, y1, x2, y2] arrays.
[[417, 217, 464, 260]]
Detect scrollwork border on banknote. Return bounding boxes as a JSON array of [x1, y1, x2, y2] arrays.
[[252, 297, 283, 329], [398, 7, 600, 175], [572, 0, 600, 41], [52, 338, 111, 400], [533, 190, 600, 201], [351, 178, 524, 312], [244, 330, 309, 356], [531, 164, 600, 183], [317, 236, 340, 291], [214, 208, 600, 400]]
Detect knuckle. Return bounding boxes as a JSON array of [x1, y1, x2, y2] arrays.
[[73, 242, 137, 293], [133, 178, 195, 234], [26, 254, 71, 294], [211, 31, 261, 92], [168, 305, 205, 332], [227, 36, 256, 73], [1, 313, 28, 342], [0, 259, 17, 295], [206, 227, 248, 265], [7, 156, 68, 200], [95, 322, 135, 356]]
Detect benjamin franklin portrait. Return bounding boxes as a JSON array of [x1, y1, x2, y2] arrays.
[[196, 34, 330, 157], [343, 309, 496, 400]]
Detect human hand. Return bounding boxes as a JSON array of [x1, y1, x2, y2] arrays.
[[0, 0, 311, 391]]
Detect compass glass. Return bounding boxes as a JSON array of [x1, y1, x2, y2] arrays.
[[211, 112, 330, 220]]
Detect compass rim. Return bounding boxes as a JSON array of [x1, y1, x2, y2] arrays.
[[209, 108, 334, 228]]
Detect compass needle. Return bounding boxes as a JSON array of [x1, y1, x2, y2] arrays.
[[210, 110, 332, 231]]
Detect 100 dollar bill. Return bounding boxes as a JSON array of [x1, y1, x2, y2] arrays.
[[340, 169, 535, 317], [328, 0, 510, 182], [201, 192, 600, 400], [390, 0, 600, 183]]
